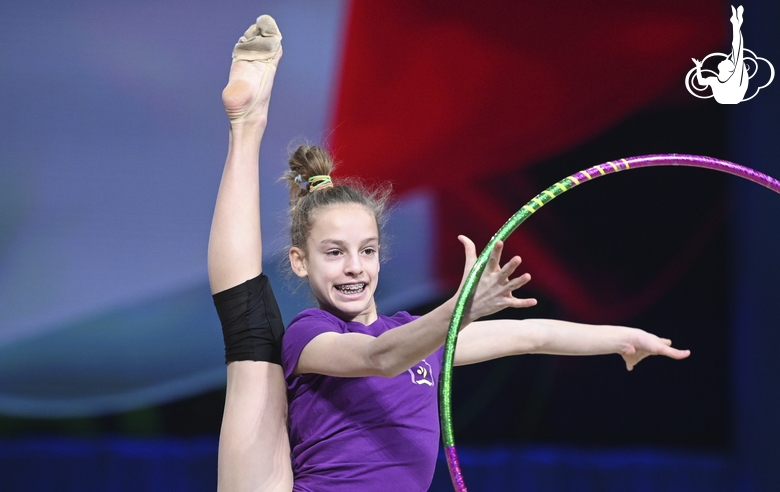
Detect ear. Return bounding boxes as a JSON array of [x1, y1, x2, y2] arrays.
[[289, 247, 308, 278]]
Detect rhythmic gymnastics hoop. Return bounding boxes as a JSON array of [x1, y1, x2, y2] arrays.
[[439, 154, 780, 492]]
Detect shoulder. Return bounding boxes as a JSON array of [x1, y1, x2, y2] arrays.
[[286, 308, 348, 341], [284, 308, 347, 339], [282, 309, 347, 377]]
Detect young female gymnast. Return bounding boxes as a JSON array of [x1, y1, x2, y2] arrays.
[[280, 149, 690, 491], [210, 14, 689, 492]]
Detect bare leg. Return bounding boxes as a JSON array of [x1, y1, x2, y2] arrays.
[[207, 15, 292, 492], [219, 361, 291, 492]]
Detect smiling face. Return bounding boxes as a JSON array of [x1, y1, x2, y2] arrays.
[[290, 203, 381, 325]]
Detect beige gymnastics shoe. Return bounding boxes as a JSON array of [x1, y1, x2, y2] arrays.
[[223, 15, 283, 122]]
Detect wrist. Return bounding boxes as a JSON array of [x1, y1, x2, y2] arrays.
[[444, 295, 476, 328], [611, 325, 637, 355]]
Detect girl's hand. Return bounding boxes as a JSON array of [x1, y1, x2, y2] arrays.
[[456, 236, 537, 324], [619, 329, 691, 371]]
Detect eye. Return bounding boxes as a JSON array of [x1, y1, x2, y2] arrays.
[[326, 249, 343, 257], [362, 247, 378, 256]]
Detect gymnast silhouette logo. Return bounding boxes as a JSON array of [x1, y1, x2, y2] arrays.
[[685, 5, 774, 104], [408, 359, 434, 386]]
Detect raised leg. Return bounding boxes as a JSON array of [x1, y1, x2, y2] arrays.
[[207, 15, 292, 492]]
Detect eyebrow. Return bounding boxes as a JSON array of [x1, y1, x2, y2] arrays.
[[319, 238, 379, 247]]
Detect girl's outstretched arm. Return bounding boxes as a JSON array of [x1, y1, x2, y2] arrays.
[[454, 318, 690, 369], [208, 15, 292, 492]]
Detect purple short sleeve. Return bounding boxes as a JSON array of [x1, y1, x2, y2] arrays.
[[282, 308, 346, 380]]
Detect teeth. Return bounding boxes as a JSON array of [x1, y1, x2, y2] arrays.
[[337, 283, 365, 294]]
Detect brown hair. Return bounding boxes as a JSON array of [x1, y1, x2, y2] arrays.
[[280, 145, 391, 252]]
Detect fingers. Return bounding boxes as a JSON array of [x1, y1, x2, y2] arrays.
[[483, 242, 534, 305], [507, 297, 538, 309], [459, 237, 526, 280], [656, 338, 690, 360], [458, 236, 477, 269], [505, 272, 530, 289], [499, 271, 536, 309], [621, 347, 650, 371], [459, 237, 527, 287], [660, 346, 691, 360], [486, 240, 504, 272], [457, 236, 537, 320], [498, 254, 521, 279], [624, 340, 691, 371], [458, 235, 477, 284], [458, 235, 476, 259]]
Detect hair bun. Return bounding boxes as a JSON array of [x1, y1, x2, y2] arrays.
[[282, 145, 335, 203]]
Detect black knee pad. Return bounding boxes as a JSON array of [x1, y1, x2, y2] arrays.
[[212, 273, 285, 365]]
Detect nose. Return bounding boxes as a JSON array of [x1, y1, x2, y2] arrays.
[[344, 252, 363, 276]]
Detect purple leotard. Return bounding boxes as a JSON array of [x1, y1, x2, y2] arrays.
[[282, 308, 444, 492]]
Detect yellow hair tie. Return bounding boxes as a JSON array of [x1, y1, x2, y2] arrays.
[[309, 175, 333, 191]]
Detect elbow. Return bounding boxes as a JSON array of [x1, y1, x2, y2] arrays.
[[522, 321, 555, 355], [364, 351, 408, 378]]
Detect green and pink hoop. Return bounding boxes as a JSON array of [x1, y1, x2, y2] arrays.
[[440, 154, 780, 492]]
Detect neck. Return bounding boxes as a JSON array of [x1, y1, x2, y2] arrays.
[[320, 299, 378, 325]]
